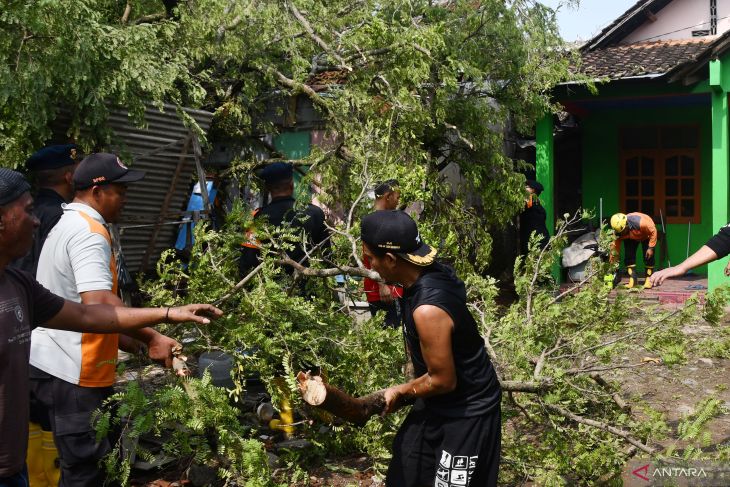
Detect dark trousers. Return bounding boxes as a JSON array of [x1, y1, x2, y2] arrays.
[[369, 300, 401, 328], [29, 366, 52, 430], [0, 467, 28, 487], [30, 370, 118, 487], [386, 404, 501, 487], [623, 239, 655, 268]]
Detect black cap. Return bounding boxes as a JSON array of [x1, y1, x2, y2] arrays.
[[73, 153, 145, 190], [258, 162, 293, 185], [526, 179, 544, 195], [0, 168, 31, 205], [361, 210, 437, 266], [374, 179, 399, 198], [26, 144, 79, 172]]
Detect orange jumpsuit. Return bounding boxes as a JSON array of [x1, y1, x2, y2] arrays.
[[612, 212, 657, 266]]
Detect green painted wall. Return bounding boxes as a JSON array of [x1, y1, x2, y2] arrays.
[[709, 57, 730, 289], [581, 105, 715, 274], [274, 131, 311, 199], [274, 131, 311, 159]]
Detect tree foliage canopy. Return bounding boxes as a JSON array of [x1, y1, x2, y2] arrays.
[[1, 0, 575, 267]]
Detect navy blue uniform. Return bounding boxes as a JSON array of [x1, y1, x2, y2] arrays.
[[12, 189, 66, 276], [239, 196, 331, 277]]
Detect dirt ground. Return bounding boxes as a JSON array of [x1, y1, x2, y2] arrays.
[[605, 314, 730, 450]]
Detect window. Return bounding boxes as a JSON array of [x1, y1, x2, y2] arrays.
[[620, 126, 700, 224]]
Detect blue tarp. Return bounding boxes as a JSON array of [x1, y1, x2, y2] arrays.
[[175, 181, 217, 250]]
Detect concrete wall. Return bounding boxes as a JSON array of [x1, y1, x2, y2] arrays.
[[623, 0, 730, 43], [580, 104, 714, 273]]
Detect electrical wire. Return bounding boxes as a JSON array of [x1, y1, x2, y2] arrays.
[[629, 14, 730, 44]]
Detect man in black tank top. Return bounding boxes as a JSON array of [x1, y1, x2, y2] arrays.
[[361, 210, 502, 487]]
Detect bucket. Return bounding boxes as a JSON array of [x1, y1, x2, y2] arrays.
[[198, 351, 235, 388]]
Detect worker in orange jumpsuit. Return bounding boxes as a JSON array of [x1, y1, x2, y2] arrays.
[[610, 212, 658, 289]]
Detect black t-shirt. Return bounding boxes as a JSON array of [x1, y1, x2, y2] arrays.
[[11, 188, 66, 276], [706, 224, 730, 259], [239, 196, 331, 276], [0, 268, 64, 477], [401, 263, 501, 418]]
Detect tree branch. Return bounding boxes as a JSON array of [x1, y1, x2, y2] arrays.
[[502, 380, 552, 393], [133, 12, 166, 24], [543, 403, 657, 455], [216, 1, 240, 43], [287, 1, 350, 71], [590, 373, 630, 412], [121, 2, 132, 23], [259, 65, 331, 112], [214, 261, 266, 306], [278, 257, 380, 280]]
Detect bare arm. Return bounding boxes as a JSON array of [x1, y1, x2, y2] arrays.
[[80, 289, 206, 367], [44, 300, 221, 333], [382, 305, 456, 414], [650, 245, 719, 286], [80, 290, 165, 344]]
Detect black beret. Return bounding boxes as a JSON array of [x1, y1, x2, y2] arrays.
[[258, 162, 293, 184], [26, 144, 79, 172], [0, 168, 31, 205], [526, 179, 544, 195]]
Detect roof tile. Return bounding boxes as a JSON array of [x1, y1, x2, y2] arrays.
[[576, 38, 713, 80]]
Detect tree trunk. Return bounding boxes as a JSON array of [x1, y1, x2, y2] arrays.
[[297, 372, 386, 425]]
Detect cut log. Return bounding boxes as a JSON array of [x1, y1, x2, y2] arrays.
[[297, 371, 386, 425]]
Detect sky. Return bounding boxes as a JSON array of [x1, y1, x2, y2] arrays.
[[540, 0, 640, 42]]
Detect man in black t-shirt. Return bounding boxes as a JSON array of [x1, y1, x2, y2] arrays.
[[0, 169, 222, 485], [361, 210, 502, 487], [651, 223, 730, 286]]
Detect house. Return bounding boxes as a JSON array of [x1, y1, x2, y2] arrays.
[[539, 0, 730, 290]]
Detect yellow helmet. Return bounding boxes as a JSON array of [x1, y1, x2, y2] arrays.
[[610, 213, 627, 233]]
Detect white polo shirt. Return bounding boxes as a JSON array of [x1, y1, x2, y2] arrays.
[[30, 202, 119, 387]]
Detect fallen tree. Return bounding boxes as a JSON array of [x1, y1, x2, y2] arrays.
[[13, 1, 725, 485], [296, 371, 387, 425]]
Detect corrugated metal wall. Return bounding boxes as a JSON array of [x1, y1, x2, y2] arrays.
[[108, 105, 213, 273], [53, 103, 214, 274]]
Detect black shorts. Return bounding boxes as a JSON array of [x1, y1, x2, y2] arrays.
[[387, 403, 501, 487]]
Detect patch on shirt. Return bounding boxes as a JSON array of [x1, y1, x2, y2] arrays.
[[1, 297, 30, 345]]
